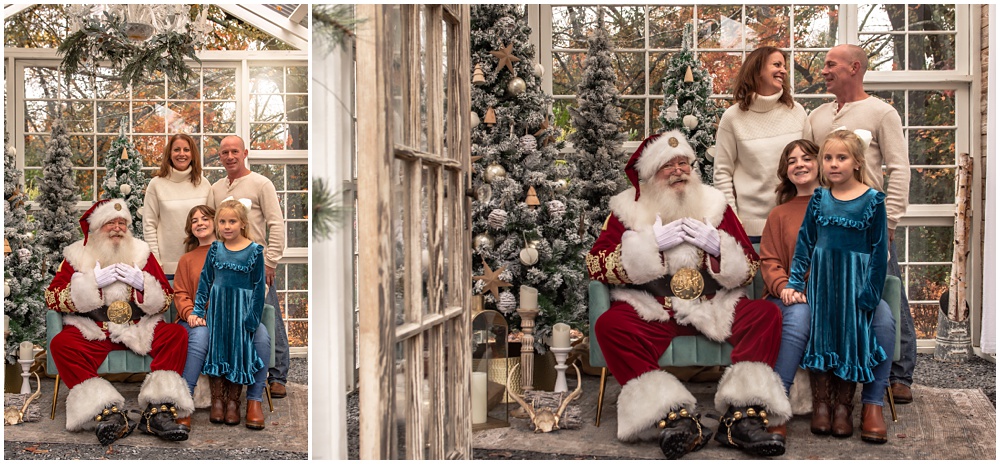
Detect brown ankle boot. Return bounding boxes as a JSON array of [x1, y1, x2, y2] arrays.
[[766, 423, 786, 439], [860, 404, 887, 444], [225, 381, 243, 426], [831, 377, 857, 438], [176, 416, 191, 430], [209, 376, 227, 424], [809, 371, 833, 435], [245, 400, 265, 430]]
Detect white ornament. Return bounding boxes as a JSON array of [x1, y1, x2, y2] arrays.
[[476, 184, 493, 203], [6, 145, 14, 157], [554, 178, 570, 194], [4, 281, 10, 297], [484, 163, 507, 183], [497, 291, 517, 314], [519, 247, 539, 266], [471, 111, 481, 127], [664, 103, 679, 120], [533, 62, 545, 78], [683, 114, 699, 130], [488, 209, 508, 230], [705, 145, 717, 162], [120, 183, 132, 196], [507, 77, 527, 96]]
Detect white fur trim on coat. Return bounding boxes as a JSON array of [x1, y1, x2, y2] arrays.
[[62, 238, 151, 273], [61, 314, 108, 342], [69, 271, 103, 313], [87, 198, 132, 230], [671, 289, 743, 343], [620, 229, 665, 284], [617, 369, 697, 442], [609, 288, 671, 323], [708, 231, 754, 289], [136, 272, 168, 315], [714, 362, 793, 426], [138, 370, 195, 418], [108, 313, 162, 355], [634, 131, 697, 182], [65, 376, 125, 431]]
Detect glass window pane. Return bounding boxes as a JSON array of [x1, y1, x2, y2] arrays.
[[24, 169, 41, 201], [76, 169, 96, 202], [288, 164, 308, 190], [794, 5, 838, 48], [23, 135, 47, 167], [649, 6, 693, 49], [604, 6, 645, 49], [908, 226, 954, 262], [870, 90, 905, 118], [908, 167, 955, 204], [134, 135, 167, 167], [552, 6, 597, 49], [286, 291, 308, 318], [552, 99, 574, 141], [613, 52, 645, 95], [24, 100, 56, 133], [65, 73, 94, 101], [620, 98, 644, 142], [907, 264, 950, 302], [746, 5, 790, 49], [96, 101, 129, 133], [287, 320, 307, 347], [287, 123, 308, 150], [552, 52, 586, 95], [649, 52, 674, 95], [61, 101, 93, 133], [286, 66, 308, 94], [169, 71, 202, 100], [287, 95, 308, 122], [69, 135, 95, 166], [908, 34, 955, 71], [95, 71, 128, 100], [860, 33, 903, 71], [24, 67, 61, 100], [167, 101, 201, 134], [250, 123, 287, 150], [252, 94, 288, 122], [651, 98, 664, 133], [134, 70, 166, 100], [133, 101, 166, 133], [96, 135, 117, 166], [250, 67, 283, 93], [909, 90, 955, 126], [909, 129, 955, 166], [204, 68, 237, 100], [911, 303, 939, 339], [793, 51, 828, 94], [858, 4, 905, 32], [204, 101, 237, 134], [287, 221, 308, 248], [697, 5, 743, 49], [699, 51, 742, 95], [287, 192, 307, 220], [908, 4, 955, 31]]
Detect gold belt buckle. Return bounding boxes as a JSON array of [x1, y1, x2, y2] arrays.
[[670, 268, 705, 300], [107, 300, 133, 325]]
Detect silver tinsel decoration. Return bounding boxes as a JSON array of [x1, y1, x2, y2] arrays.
[[520, 134, 536, 151], [497, 291, 517, 314], [488, 209, 508, 230], [547, 200, 566, 220]]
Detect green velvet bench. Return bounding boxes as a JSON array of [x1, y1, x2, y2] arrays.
[[588, 272, 902, 426], [47, 303, 277, 419]]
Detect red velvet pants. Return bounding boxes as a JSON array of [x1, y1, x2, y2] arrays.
[[594, 297, 782, 385], [49, 322, 188, 389]]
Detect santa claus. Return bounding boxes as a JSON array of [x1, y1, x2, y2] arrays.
[[586, 130, 790, 458], [45, 198, 193, 445]]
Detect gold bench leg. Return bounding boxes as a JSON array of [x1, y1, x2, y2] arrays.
[[266, 382, 274, 412], [886, 385, 898, 422], [50, 375, 60, 420], [595, 367, 607, 427]]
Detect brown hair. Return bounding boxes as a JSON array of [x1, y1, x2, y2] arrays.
[[156, 134, 202, 186], [774, 139, 820, 205], [819, 130, 874, 188], [216, 199, 254, 243], [183, 205, 216, 253], [732, 46, 794, 111]]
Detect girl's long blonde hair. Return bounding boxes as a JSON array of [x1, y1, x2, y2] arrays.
[[819, 130, 875, 188], [216, 199, 254, 242]]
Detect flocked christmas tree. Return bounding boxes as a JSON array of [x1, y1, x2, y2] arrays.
[[4, 128, 49, 364], [567, 11, 627, 246], [470, 5, 589, 349], [36, 116, 81, 276], [657, 23, 725, 185], [101, 126, 147, 239]]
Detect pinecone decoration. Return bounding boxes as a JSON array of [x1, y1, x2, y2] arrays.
[[497, 291, 517, 314], [488, 209, 508, 230], [547, 200, 566, 220]]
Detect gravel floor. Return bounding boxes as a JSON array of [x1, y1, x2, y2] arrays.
[[6, 357, 309, 461], [346, 352, 995, 460]]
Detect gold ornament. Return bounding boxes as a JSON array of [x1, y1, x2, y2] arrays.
[[670, 268, 705, 300], [107, 300, 133, 324], [507, 77, 527, 96], [473, 259, 513, 301], [490, 43, 521, 75], [484, 163, 507, 183]]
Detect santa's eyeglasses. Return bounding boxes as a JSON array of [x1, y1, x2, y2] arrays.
[[658, 161, 693, 173]]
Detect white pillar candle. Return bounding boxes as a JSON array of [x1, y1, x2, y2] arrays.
[[551, 323, 571, 348], [472, 372, 488, 424], [520, 285, 538, 309], [19, 340, 33, 360], [3, 314, 8, 333]]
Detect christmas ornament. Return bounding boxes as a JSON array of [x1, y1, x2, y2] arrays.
[[547, 200, 566, 219], [705, 145, 717, 161], [664, 103, 679, 120], [120, 147, 129, 160], [533, 62, 545, 78], [476, 184, 493, 203], [471, 111, 481, 127], [4, 280, 9, 297], [473, 233, 495, 250], [683, 114, 698, 130], [519, 244, 539, 266], [484, 107, 497, 126], [488, 209, 508, 230], [24, 232, 33, 241], [497, 291, 517, 314], [684, 66, 694, 83], [554, 178, 570, 194], [507, 77, 526, 96], [473, 259, 513, 301], [17, 248, 32, 260], [490, 43, 521, 75], [6, 145, 14, 156], [484, 163, 507, 183], [520, 134, 537, 151], [120, 183, 132, 195], [472, 63, 486, 85], [525, 186, 540, 208]]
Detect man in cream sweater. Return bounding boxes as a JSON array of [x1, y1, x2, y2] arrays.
[[804, 44, 915, 404], [207, 135, 290, 399]]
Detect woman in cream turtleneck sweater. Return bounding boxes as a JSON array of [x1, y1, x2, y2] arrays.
[[713, 46, 810, 239], [142, 134, 211, 276]]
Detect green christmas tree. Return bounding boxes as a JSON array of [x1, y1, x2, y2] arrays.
[[101, 127, 147, 239], [567, 11, 627, 246], [4, 129, 48, 364], [471, 5, 589, 349], [37, 117, 82, 276], [657, 23, 724, 185]]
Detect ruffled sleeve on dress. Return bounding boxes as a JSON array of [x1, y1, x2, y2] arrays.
[[787, 189, 822, 292], [243, 243, 266, 332], [192, 242, 219, 319], [857, 190, 888, 312]]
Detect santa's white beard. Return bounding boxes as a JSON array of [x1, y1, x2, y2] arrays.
[[644, 172, 706, 223], [86, 229, 135, 266]]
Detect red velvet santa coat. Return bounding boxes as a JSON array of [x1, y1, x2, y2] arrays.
[[587, 183, 760, 342], [45, 237, 174, 356]]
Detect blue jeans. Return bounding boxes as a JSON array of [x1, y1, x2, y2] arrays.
[[266, 284, 290, 386], [179, 320, 271, 402], [862, 300, 896, 406], [767, 297, 811, 394], [887, 239, 915, 386]]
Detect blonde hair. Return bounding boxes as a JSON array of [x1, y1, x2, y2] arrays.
[[215, 199, 254, 242], [819, 130, 874, 188]]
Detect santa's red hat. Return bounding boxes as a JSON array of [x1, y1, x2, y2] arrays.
[[624, 130, 697, 200], [79, 198, 131, 245]]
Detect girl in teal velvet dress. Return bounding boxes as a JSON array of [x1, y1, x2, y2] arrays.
[[192, 199, 267, 427], [786, 129, 893, 443]]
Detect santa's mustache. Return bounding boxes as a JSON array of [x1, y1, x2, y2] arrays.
[[667, 173, 690, 185], [107, 230, 126, 238]]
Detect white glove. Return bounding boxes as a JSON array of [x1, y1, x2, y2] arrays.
[[115, 263, 145, 291], [681, 217, 721, 256], [652, 214, 686, 251], [94, 262, 118, 288]]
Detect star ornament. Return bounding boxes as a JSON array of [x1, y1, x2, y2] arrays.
[[490, 43, 521, 75], [473, 259, 512, 301]]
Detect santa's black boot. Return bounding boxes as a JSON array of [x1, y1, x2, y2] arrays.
[[139, 403, 189, 442], [94, 405, 137, 446], [715, 405, 785, 457], [656, 408, 713, 459]]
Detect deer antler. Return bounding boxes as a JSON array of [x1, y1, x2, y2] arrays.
[[505, 362, 535, 421], [554, 364, 582, 425], [21, 372, 42, 416]]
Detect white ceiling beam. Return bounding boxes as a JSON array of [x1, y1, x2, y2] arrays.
[[4, 4, 34, 20], [217, 4, 308, 51], [288, 4, 307, 24]]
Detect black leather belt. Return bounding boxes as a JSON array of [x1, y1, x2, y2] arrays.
[[86, 302, 142, 323], [627, 269, 721, 298]]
